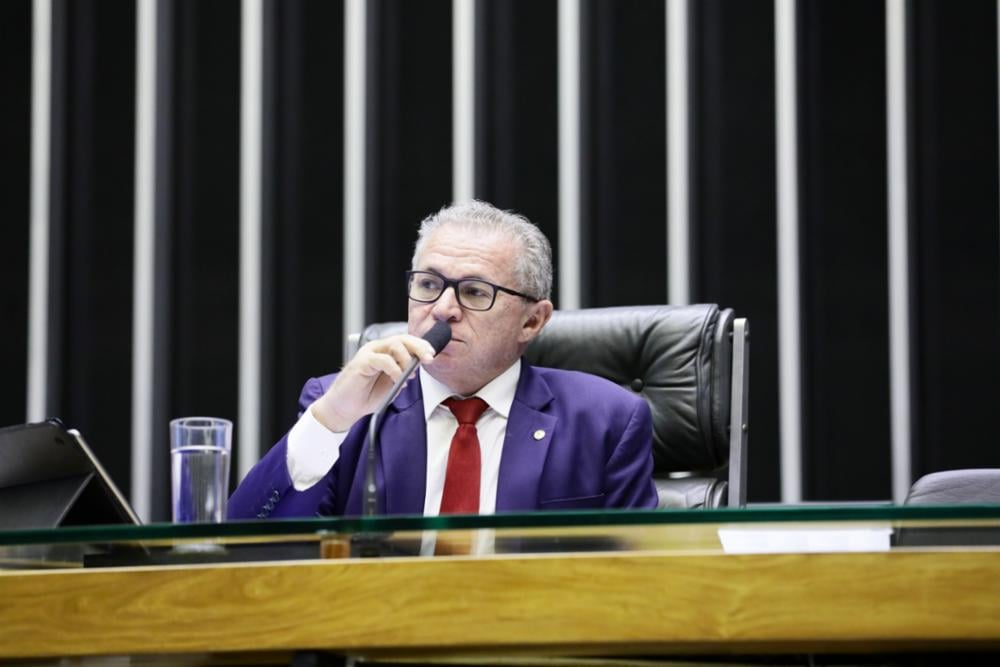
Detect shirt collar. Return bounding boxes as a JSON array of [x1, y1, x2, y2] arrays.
[[419, 358, 522, 421]]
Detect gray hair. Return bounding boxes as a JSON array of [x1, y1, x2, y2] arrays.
[[412, 200, 553, 300]]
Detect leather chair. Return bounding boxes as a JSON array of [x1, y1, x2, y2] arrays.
[[349, 304, 750, 509], [894, 469, 1000, 547], [904, 469, 1000, 504]]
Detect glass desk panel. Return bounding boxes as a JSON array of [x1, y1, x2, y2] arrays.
[[2, 503, 1000, 570]]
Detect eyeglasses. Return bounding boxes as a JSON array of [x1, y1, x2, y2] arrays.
[[406, 270, 539, 311]]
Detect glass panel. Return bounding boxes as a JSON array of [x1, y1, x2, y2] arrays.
[[2, 504, 1000, 570]]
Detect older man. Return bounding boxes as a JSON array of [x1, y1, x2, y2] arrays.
[[228, 201, 657, 518]]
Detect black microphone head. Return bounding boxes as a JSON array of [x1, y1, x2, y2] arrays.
[[423, 320, 452, 355]]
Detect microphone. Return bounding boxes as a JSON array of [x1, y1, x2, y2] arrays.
[[363, 320, 451, 517]]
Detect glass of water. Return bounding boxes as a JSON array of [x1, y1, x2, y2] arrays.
[[170, 417, 232, 523]]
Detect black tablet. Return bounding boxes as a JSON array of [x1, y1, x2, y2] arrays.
[[0, 420, 141, 529]]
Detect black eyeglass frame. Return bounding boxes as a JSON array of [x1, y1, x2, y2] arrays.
[[405, 270, 540, 311]]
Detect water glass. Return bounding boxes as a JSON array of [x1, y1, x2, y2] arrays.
[[170, 417, 232, 523]]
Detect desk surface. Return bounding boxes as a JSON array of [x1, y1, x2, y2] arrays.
[[2, 506, 1000, 662]]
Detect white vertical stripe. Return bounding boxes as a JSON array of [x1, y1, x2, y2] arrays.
[[131, 0, 156, 521], [775, 0, 802, 503], [453, 0, 475, 203], [28, 0, 52, 423], [887, 0, 912, 503], [344, 0, 367, 338], [239, 0, 263, 481], [558, 0, 581, 310], [667, 0, 690, 305]]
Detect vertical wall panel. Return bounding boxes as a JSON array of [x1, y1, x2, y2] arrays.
[[775, 0, 802, 502], [909, 0, 1000, 475], [666, 0, 690, 306], [343, 0, 366, 342], [260, 0, 345, 448], [27, 0, 52, 425], [798, 0, 891, 500], [131, 0, 157, 519], [366, 0, 452, 323], [0, 1, 31, 429], [48, 0, 136, 490], [239, 0, 263, 482], [476, 0, 560, 301], [579, 0, 667, 308], [886, 0, 913, 503], [557, 0, 582, 310], [452, 0, 474, 203], [690, 0, 780, 501]]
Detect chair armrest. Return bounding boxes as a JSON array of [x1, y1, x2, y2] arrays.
[[655, 477, 728, 509]]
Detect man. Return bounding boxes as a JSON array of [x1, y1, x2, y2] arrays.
[[228, 201, 657, 519]]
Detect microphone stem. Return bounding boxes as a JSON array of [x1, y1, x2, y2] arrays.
[[363, 355, 420, 516]]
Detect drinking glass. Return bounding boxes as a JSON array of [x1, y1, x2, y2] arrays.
[[170, 417, 232, 523]]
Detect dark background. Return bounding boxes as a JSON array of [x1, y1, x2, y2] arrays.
[[1, 0, 998, 519]]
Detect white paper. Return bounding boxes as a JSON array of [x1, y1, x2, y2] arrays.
[[718, 526, 893, 554]]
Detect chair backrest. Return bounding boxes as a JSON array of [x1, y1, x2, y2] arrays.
[[904, 469, 1000, 504], [896, 469, 1000, 547], [350, 304, 750, 509]]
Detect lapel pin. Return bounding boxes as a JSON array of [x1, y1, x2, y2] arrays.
[[533, 429, 546, 441]]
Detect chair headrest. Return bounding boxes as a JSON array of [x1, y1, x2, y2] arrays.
[[905, 469, 1000, 504]]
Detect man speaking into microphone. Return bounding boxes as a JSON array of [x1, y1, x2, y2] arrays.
[[228, 201, 658, 519]]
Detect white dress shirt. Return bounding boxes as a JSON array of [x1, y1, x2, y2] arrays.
[[286, 359, 522, 516]]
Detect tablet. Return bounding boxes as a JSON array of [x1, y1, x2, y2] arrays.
[[0, 420, 141, 529]]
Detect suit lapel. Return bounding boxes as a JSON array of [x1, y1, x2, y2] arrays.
[[378, 380, 427, 515], [496, 364, 556, 512]]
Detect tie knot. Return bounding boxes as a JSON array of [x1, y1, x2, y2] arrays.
[[443, 396, 490, 425]]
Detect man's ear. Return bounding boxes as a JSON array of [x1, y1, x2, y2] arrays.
[[519, 299, 554, 343]]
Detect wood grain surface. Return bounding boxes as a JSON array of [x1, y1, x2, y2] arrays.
[[2, 549, 1000, 660]]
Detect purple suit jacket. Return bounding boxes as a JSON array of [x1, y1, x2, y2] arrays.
[[228, 362, 658, 519]]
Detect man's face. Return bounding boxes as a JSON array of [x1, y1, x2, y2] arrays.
[[407, 224, 550, 395]]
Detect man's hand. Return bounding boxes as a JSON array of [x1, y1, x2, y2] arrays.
[[309, 335, 437, 433]]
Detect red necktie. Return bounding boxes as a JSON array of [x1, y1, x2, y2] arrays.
[[439, 397, 489, 514]]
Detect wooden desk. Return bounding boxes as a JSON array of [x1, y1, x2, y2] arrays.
[[3, 541, 1000, 662]]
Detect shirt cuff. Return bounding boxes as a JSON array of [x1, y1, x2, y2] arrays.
[[286, 405, 349, 491]]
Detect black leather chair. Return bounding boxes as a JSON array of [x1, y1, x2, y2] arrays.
[[895, 469, 1000, 547], [904, 469, 1000, 504], [350, 304, 750, 509]]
